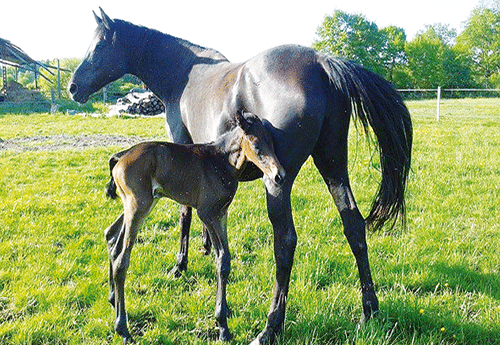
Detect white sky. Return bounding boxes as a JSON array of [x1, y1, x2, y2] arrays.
[[1, 0, 480, 63]]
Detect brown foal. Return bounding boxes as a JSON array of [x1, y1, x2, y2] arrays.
[[104, 111, 285, 343]]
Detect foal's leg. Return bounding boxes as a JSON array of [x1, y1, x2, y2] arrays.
[[252, 180, 297, 345], [201, 225, 212, 255], [172, 206, 213, 277], [198, 210, 232, 341], [312, 126, 379, 320], [171, 205, 192, 277], [105, 213, 124, 307], [110, 197, 153, 344]]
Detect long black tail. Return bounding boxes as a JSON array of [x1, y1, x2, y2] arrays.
[[321, 57, 413, 231]]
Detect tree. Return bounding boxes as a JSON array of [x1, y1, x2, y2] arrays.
[[424, 23, 457, 46], [313, 11, 408, 84], [406, 28, 444, 88], [379, 26, 407, 83], [405, 26, 473, 88], [313, 10, 385, 76], [456, 7, 500, 87]]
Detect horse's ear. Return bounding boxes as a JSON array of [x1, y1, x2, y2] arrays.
[[100, 8, 114, 30], [94, 7, 114, 31], [93, 10, 103, 26]]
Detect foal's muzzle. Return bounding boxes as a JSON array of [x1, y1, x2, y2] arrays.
[[274, 172, 285, 186]]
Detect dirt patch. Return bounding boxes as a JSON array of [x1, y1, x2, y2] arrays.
[[2, 81, 48, 104], [0, 134, 148, 152]]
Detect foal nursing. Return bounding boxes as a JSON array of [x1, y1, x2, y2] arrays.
[[104, 111, 285, 343]]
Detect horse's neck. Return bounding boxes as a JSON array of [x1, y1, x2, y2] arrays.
[[128, 27, 228, 102]]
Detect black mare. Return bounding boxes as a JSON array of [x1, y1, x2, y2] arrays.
[[69, 9, 412, 345]]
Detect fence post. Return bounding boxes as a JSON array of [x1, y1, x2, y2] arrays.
[[436, 86, 441, 121], [57, 59, 61, 98], [51, 89, 56, 114]]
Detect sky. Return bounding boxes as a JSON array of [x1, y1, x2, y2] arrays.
[[1, 0, 481, 63]]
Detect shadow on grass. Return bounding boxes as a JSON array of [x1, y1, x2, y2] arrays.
[[430, 262, 500, 300]]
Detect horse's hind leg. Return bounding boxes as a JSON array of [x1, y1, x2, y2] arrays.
[[312, 125, 379, 320], [252, 180, 297, 345]]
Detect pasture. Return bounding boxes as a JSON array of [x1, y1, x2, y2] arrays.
[[0, 98, 499, 344]]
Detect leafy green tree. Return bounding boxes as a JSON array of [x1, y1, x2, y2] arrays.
[[456, 7, 500, 87], [379, 26, 407, 83], [313, 10, 385, 76], [313, 11, 408, 84], [405, 26, 473, 88], [405, 28, 444, 88]]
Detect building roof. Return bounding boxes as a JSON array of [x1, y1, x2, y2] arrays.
[[0, 38, 53, 81]]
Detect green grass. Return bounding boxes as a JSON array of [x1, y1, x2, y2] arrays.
[[1, 98, 500, 344]]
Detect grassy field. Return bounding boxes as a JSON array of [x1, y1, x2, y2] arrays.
[[0, 99, 499, 344]]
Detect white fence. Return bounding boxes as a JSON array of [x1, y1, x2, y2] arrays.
[[397, 88, 500, 121]]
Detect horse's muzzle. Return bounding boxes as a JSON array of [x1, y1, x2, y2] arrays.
[[68, 83, 89, 103]]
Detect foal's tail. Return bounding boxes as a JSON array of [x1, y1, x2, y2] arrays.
[[321, 57, 413, 232], [105, 154, 122, 200]]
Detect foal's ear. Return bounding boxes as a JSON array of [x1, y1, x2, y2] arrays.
[[235, 110, 255, 132]]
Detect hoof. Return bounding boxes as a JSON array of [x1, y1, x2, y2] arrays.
[[250, 328, 275, 345], [361, 292, 379, 322], [122, 335, 134, 344], [169, 265, 184, 278], [116, 320, 133, 344], [219, 328, 232, 342]]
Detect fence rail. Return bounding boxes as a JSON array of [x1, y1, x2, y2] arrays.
[[397, 88, 500, 121]]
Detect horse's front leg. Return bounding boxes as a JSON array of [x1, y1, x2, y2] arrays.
[[252, 182, 297, 345], [199, 210, 232, 341]]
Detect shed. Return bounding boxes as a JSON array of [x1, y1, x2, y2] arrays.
[[0, 38, 53, 98]]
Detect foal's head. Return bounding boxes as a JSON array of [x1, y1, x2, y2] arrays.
[[231, 111, 286, 186]]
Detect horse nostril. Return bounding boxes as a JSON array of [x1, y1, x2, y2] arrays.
[[69, 84, 78, 95]]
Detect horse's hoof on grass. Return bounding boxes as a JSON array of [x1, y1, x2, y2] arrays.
[[168, 265, 184, 278]]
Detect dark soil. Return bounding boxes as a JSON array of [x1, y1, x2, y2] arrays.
[[0, 134, 147, 152]]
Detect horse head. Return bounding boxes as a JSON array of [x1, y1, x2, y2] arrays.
[[68, 8, 128, 103]]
